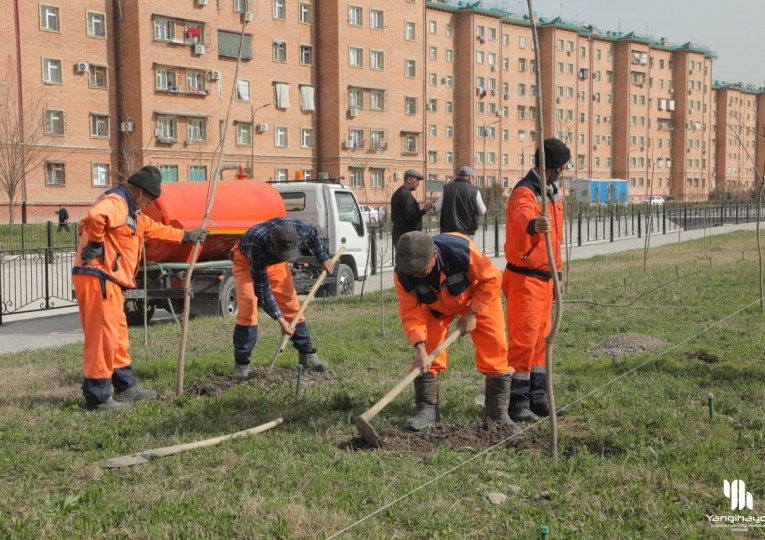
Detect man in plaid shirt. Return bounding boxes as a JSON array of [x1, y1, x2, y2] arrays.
[[230, 217, 335, 379]]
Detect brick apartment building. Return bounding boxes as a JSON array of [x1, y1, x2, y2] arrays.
[[0, 0, 763, 223]]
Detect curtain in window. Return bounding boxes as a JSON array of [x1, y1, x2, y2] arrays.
[[299, 85, 315, 111], [275, 83, 290, 109]]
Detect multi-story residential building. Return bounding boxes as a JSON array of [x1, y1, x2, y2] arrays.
[[0, 0, 762, 223]]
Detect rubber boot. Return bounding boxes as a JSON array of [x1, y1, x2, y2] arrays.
[[509, 377, 539, 423], [484, 373, 522, 433], [403, 373, 439, 431], [232, 362, 250, 381], [529, 371, 550, 417], [299, 351, 327, 372], [114, 384, 158, 403]]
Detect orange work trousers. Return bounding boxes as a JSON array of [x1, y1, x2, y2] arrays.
[[423, 295, 509, 377], [502, 270, 554, 374], [232, 250, 303, 326], [72, 273, 131, 379]]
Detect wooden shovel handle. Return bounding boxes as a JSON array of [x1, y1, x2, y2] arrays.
[[267, 246, 346, 371], [359, 330, 461, 423]]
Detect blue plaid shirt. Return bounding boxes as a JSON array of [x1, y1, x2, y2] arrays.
[[237, 217, 330, 320]]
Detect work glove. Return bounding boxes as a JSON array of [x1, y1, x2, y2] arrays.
[[81, 241, 105, 265], [182, 228, 209, 243]]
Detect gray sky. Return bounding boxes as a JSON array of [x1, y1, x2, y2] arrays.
[[483, 0, 764, 85]]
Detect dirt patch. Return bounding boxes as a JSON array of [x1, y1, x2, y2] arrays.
[[589, 332, 668, 359], [341, 422, 548, 455], [684, 351, 722, 364], [185, 367, 341, 397]]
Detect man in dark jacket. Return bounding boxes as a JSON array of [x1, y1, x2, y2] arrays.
[[56, 205, 70, 233], [390, 169, 433, 247], [435, 166, 486, 238]]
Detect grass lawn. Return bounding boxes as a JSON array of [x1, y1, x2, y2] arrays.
[[1, 230, 764, 538]]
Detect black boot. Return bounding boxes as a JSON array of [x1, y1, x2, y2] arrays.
[[403, 373, 439, 431], [509, 376, 539, 423], [485, 374, 522, 433], [529, 371, 549, 417]]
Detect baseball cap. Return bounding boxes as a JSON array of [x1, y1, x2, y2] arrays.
[[395, 232, 435, 274], [270, 226, 300, 262], [404, 169, 424, 180], [457, 165, 475, 177]]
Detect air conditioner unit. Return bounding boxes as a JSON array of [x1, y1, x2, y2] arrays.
[[209, 69, 221, 81], [441, 77, 448, 84], [593, 144, 599, 150], [490, 89, 497, 96], [257, 123, 268, 132], [193, 44, 206, 55], [375, 141, 387, 150], [344, 139, 355, 149], [318, 172, 330, 180], [120, 121, 134, 132], [242, 11, 253, 23], [504, 92, 511, 100], [669, 88, 674, 94], [196, 0, 208, 5], [76, 62, 89, 73], [490, 64, 497, 72], [394, 172, 402, 180], [154, 128, 163, 138], [348, 107, 358, 118]]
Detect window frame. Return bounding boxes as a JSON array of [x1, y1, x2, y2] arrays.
[[86, 11, 106, 38]]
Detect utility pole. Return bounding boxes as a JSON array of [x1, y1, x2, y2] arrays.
[[250, 103, 271, 178]]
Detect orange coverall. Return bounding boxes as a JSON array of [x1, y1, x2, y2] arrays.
[[72, 186, 182, 396], [503, 170, 563, 383], [394, 233, 508, 376]]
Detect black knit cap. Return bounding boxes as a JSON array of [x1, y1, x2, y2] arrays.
[[395, 231, 435, 274], [270, 226, 300, 262], [534, 138, 572, 169], [127, 166, 163, 198]]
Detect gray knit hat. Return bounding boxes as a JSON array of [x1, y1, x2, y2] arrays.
[[395, 232, 435, 274], [127, 166, 163, 198]]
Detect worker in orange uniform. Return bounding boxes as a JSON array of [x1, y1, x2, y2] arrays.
[[72, 166, 208, 411], [503, 138, 570, 422], [394, 231, 519, 432], [230, 218, 335, 380]]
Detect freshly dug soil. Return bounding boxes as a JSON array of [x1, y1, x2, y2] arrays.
[[589, 332, 668, 359], [185, 366, 341, 397]]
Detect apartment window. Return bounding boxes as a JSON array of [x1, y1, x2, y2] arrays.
[[518, 59, 526, 72], [299, 3, 312, 24], [405, 96, 417, 115], [236, 80, 250, 101], [503, 33, 510, 45], [595, 49, 602, 60], [429, 46, 438, 61], [518, 130, 526, 142], [236, 122, 252, 145], [86, 12, 106, 37], [46, 163, 65, 185], [405, 21, 415, 40], [371, 168, 384, 188], [428, 151, 437, 164], [404, 133, 418, 153], [300, 45, 313, 65], [429, 124, 437, 137], [446, 49, 454, 63], [90, 114, 110, 138], [349, 47, 363, 67], [370, 50, 384, 70], [154, 17, 173, 41], [44, 109, 64, 135], [476, 51, 484, 64], [274, 126, 288, 147], [273, 0, 286, 19], [156, 116, 177, 141], [233, 0, 247, 12], [556, 62, 563, 74], [446, 125, 454, 138], [446, 152, 453, 163], [186, 71, 206, 94], [517, 106, 526, 120], [155, 68, 176, 91], [92, 164, 109, 187], [89, 65, 108, 89], [348, 87, 362, 108], [370, 89, 385, 110], [429, 20, 437, 34], [371, 130, 385, 148], [273, 41, 287, 62], [275, 169, 288, 182], [349, 5, 362, 26], [218, 30, 253, 59], [429, 73, 437, 87], [42, 58, 62, 84], [489, 28, 497, 40], [446, 24, 453, 37], [40, 5, 60, 31], [301, 127, 314, 148], [187, 118, 206, 141], [350, 168, 363, 188], [445, 101, 453, 113], [405, 59, 416, 78], [369, 9, 384, 29], [519, 36, 527, 48], [185, 165, 205, 182], [159, 165, 178, 183], [476, 102, 484, 114]]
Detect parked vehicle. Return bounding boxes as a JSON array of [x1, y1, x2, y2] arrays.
[[649, 196, 664, 205], [123, 178, 369, 325], [358, 204, 379, 224]]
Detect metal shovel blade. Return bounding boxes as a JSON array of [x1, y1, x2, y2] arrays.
[[352, 415, 381, 448]]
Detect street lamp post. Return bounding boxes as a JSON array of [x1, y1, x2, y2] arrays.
[[482, 118, 501, 189], [250, 102, 271, 178]]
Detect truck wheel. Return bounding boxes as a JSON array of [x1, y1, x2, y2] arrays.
[[124, 299, 155, 326], [219, 276, 238, 316], [325, 264, 354, 297]]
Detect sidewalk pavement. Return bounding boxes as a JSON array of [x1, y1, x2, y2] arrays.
[[0, 221, 758, 356]]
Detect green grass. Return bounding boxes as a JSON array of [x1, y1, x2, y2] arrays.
[[2, 231, 765, 538]]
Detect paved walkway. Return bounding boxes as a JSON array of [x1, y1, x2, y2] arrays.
[[0, 222, 758, 356]]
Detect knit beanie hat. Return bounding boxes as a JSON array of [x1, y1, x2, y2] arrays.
[[127, 166, 163, 198], [535, 138, 572, 169], [395, 231, 435, 274]]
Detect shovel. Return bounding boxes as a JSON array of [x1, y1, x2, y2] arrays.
[[267, 246, 346, 372], [96, 417, 283, 468], [353, 330, 461, 447]]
